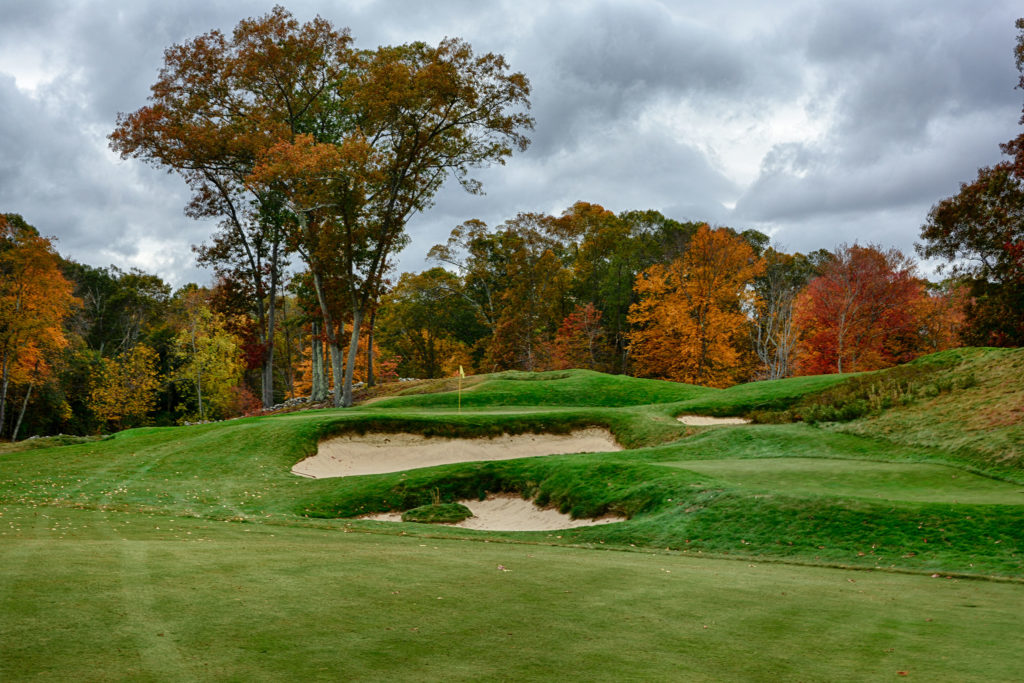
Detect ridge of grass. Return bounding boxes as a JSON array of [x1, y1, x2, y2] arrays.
[[367, 369, 717, 409]]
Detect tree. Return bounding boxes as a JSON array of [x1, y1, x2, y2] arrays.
[[919, 163, 1024, 345], [918, 18, 1024, 345], [565, 204, 701, 373], [62, 262, 170, 356], [550, 303, 606, 371], [793, 245, 925, 375], [90, 344, 161, 430], [749, 249, 819, 380], [376, 268, 484, 378], [170, 288, 245, 422], [249, 29, 533, 405], [429, 214, 569, 371], [122, 7, 532, 409], [109, 6, 330, 408], [0, 214, 77, 438], [628, 224, 763, 387]]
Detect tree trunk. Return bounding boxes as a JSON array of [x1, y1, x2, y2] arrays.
[[189, 324, 205, 420], [11, 381, 33, 441], [330, 337, 344, 407], [342, 307, 363, 408], [262, 290, 277, 409], [0, 356, 8, 438], [282, 296, 294, 399], [366, 307, 376, 388], [310, 321, 326, 402]]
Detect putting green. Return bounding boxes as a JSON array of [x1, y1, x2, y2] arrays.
[[660, 457, 1024, 504]]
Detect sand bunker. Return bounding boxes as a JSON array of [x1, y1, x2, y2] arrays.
[[292, 428, 621, 479], [677, 415, 750, 426], [361, 494, 624, 531]]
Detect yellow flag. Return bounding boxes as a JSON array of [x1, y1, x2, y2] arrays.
[[458, 365, 465, 378]]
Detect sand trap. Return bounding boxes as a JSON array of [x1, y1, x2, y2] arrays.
[[361, 494, 624, 531], [677, 415, 750, 426], [292, 428, 621, 479]]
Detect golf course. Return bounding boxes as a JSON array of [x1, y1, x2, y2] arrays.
[[2, 346, 1022, 681]]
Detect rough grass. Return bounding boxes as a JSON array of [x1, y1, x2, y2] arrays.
[[828, 347, 1024, 471], [401, 502, 473, 523]]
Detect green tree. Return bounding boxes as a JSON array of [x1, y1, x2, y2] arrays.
[[429, 214, 570, 371], [170, 288, 245, 422], [376, 268, 485, 378], [564, 204, 703, 373]]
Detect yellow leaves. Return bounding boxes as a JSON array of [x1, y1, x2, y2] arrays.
[[90, 344, 161, 428]]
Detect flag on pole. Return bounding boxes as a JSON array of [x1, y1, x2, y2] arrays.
[[457, 365, 464, 413]]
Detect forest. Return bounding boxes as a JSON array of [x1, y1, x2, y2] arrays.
[[2, 9, 1022, 440]]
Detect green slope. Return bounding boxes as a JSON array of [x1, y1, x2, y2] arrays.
[[2, 350, 1023, 678]]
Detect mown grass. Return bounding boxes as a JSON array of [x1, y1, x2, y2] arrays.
[[369, 369, 717, 409], [2, 504, 1023, 682], [1, 352, 1022, 678]]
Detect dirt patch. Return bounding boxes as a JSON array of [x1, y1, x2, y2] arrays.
[[292, 428, 622, 479], [676, 415, 750, 426], [360, 494, 624, 531]]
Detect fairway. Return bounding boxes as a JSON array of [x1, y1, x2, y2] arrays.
[[2, 503, 1022, 682], [662, 457, 1024, 504], [2, 355, 1023, 679]]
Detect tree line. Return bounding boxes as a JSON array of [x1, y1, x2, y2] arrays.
[[2, 9, 1022, 439]]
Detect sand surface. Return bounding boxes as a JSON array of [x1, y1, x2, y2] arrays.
[[292, 428, 622, 479], [677, 415, 751, 426], [361, 494, 624, 531]]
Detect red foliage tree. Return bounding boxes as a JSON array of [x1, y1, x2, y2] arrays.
[[794, 245, 934, 375]]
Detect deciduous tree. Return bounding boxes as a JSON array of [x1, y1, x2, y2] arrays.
[[90, 344, 161, 429], [170, 288, 245, 421], [918, 18, 1024, 345], [793, 244, 925, 375], [750, 249, 819, 380], [628, 224, 763, 387], [0, 214, 77, 438], [376, 268, 484, 378]]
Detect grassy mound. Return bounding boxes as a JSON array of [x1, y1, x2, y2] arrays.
[[369, 369, 717, 408], [401, 502, 473, 523], [2, 349, 1023, 678]]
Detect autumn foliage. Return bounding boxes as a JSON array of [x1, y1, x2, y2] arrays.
[[793, 245, 953, 375], [628, 225, 763, 387], [0, 215, 77, 438]]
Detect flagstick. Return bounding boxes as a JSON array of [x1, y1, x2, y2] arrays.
[[458, 372, 462, 414]]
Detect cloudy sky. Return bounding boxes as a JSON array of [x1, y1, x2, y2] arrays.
[[1, 0, 1021, 286]]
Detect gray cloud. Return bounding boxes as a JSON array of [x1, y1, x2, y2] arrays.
[[0, 0, 1021, 286]]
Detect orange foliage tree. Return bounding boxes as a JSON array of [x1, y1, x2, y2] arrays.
[[628, 224, 763, 387], [0, 214, 77, 439], [793, 244, 940, 375]]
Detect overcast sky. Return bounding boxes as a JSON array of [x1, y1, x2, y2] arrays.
[[1, 0, 1021, 286]]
